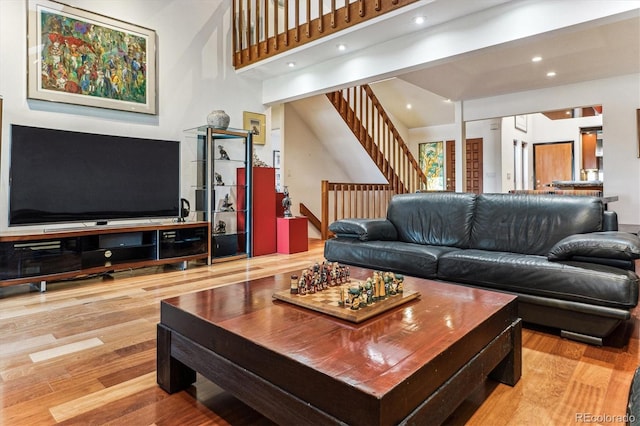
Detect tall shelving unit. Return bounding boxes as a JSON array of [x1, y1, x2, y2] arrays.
[[184, 125, 253, 262]]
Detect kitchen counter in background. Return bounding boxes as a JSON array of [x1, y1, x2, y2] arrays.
[[552, 180, 603, 190]]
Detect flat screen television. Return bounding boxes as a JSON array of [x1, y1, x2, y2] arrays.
[[9, 124, 180, 226]]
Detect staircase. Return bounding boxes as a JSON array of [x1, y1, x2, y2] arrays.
[[317, 84, 427, 239], [326, 85, 426, 193]]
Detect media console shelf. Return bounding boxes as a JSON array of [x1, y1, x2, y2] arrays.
[[0, 221, 210, 292]]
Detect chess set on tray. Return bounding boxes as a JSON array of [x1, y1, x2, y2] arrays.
[[272, 261, 420, 323]]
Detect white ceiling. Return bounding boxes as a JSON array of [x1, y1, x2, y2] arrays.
[[242, 0, 640, 129], [384, 12, 640, 128]]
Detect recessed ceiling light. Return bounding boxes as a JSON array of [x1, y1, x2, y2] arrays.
[[531, 56, 542, 62], [337, 43, 347, 51], [287, 62, 295, 68], [406, 103, 412, 109], [546, 71, 556, 77], [413, 16, 425, 25]]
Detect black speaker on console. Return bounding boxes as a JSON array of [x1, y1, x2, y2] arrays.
[[179, 198, 190, 221]]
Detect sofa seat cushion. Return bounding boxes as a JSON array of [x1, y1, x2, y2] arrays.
[[438, 249, 639, 309], [324, 239, 460, 279]]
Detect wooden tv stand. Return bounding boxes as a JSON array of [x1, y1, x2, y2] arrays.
[[0, 221, 210, 291]]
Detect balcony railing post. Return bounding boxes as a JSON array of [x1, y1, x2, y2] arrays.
[[234, 0, 421, 69], [264, 0, 269, 54]]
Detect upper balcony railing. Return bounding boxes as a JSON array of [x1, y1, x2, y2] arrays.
[[232, 0, 419, 69]]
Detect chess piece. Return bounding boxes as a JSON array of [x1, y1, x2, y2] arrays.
[[365, 278, 374, 304], [218, 145, 230, 160], [395, 274, 404, 293], [298, 274, 307, 296], [349, 286, 361, 310]]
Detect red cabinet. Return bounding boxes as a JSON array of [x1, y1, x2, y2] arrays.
[[238, 167, 276, 256]]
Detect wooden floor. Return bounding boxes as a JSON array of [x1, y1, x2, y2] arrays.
[[1, 238, 637, 425]]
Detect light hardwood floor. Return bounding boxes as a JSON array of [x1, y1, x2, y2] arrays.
[[1, 239, 637, 425]]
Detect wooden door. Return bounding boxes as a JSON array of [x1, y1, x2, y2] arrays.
[[445, 140, 455, 191], [533, 142, 573, 188], [466, 138, 483, 194]]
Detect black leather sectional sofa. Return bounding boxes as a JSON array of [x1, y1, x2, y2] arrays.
[[324, 192, 640, 345]]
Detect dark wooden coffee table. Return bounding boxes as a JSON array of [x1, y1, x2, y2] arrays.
[[157, 267, 521, 425]]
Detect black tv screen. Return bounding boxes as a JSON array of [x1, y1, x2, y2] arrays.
[[9, 125, 180, 226]]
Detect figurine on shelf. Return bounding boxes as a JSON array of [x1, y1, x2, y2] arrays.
[[220, 194, 234, 212], [282, 186, 292, 218], [214, 172, 224, 186], [253, 152, 268, 167], [218, 145, 230, 160], [214, 220, 226, 234]]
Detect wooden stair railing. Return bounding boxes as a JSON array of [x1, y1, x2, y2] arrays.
[[319, 84, 428, 239], [326, 84, 427, 194], [232, 1, 419, 70], [321, 180, 395, 240], [299, 202, 322, 234]]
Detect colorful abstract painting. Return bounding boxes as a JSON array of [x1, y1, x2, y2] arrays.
[[28, 0, 157, 114], [419, 142, 445, 190]]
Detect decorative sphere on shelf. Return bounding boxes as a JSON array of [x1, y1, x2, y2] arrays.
[[207, 110, 230, 129]]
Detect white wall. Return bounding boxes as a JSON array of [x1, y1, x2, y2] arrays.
[[283, 102, 359, 238], [0, 0, 266, 231], [464, 74, 640, 224], [409, 109, 612, 196], [408, 119, 502, 193], [408, 75, 639, 225], [529, 112, 602, 179], [497, 113, 602, 191]]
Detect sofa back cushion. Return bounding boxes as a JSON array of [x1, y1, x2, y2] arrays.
[[470, 194, 604, 255], [387, 192, 476, 248]]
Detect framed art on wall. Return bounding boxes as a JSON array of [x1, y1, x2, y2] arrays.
[[418, 142, 445, 191], [27, 0, 157, 114], [243, 111, 266, 145]]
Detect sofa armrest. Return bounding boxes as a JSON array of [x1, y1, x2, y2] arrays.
[[328, 218, 397, 241], [603, 211, 618, 231], [548, 231, 640, 261]]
